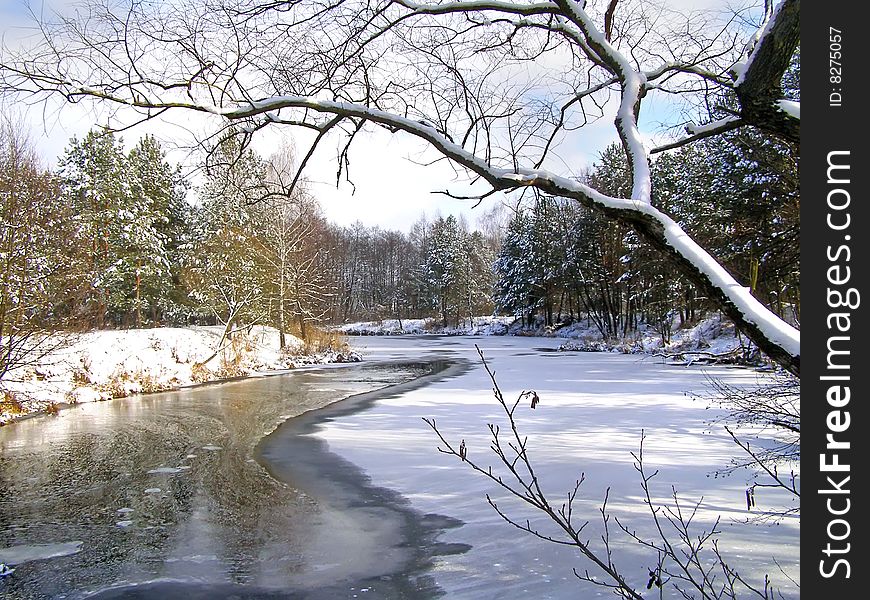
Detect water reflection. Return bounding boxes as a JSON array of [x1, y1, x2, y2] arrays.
[[0, 362, 458, 599]]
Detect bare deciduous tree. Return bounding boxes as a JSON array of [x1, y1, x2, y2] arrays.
[[254, 154, 331, 346], [0, 114, 76, 392], [0, 0, 800, 373]]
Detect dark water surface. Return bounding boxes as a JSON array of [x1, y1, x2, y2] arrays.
[[0, 360, 467, 599]]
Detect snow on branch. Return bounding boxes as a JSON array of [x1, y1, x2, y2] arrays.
[[396, 0, 561, 16], [732, 0, 799, 138], [651, 116, 744, 154], [733, 0, 781, 87], [662, 0, 798, 150], [777, 99, 799, 120], [0, 0, 801, 374], [224, 95, 800, 368]]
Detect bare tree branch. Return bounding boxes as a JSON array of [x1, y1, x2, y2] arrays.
[[0, 0, 801, 374], [425, 348, 792, 598]]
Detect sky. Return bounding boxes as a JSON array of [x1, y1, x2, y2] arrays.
[[2, 0, 737, 232], [1, 0, 509, 230]]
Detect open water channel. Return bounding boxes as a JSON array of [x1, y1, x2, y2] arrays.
[[0, 336, 800, 599], [0, 357, 469, 599]]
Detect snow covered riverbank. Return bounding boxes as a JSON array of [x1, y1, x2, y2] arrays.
[[3, 315, 751, 426], [0, 334, 798, 598], [0, 326, 359, 425], [338, 313, 747, 357]]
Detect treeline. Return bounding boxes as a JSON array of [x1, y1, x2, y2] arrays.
[[494, 135, 799, 342], [322, 215, 496, 327], [1, 121, 499, 377], [0, 123, 317, 378], [2, 116, 798, 378]]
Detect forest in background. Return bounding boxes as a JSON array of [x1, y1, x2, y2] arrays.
[[1, 109, 798, 384]]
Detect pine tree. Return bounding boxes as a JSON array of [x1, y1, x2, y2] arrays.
[[127, 135, 191, 324], [427, 215, 464, 327], [59, 130, 134, 326], [493, 212, 536, 325], [401, 216, 435, 320], [462, 229, 495, 324], [58, 130, 189, 328]]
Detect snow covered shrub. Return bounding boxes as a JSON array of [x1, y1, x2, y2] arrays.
[[485, 321, 509, 336], [100, 368, 167, 397], [71, 357, 92, 385], [2, 391, 63, 424], [421, 319, 439, 333], [301, 327, 347, 355], [216, 356, 245, 379], [212, 333, 252, 378], [0, 390, 25, 415], [134, 370, 166, 394], [190, 361, 213, 383]]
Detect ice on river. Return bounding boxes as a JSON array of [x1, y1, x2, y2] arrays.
[[0, 335, 798, 598], [323, 336, 800, 598], [0, 541, 84, 566]]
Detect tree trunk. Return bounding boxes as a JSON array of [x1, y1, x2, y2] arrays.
[[134, 269, 141, 328], [278, 269, 286, 350]]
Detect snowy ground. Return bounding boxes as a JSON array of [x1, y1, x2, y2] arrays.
[[1, 326, 359, 425], [318, 335, 800, 598]]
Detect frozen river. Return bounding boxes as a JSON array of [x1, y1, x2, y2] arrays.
[[0, 335, 799, 598], [323, 336, 800, 599]]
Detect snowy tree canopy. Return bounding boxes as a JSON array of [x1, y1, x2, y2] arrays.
[[58, 130, 186, 327], [0, 0, 800, 374]]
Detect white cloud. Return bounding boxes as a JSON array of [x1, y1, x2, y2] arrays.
[[259, 126, 508, 231], [4, 0, 748, 231]]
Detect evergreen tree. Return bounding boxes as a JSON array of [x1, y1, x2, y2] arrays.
[[701, 131, 799, 320], [461, 229, 495, 324], [426, 215, 464, 327], [58, 130, 190, 328], [401, 216, 435, 320], [58, 130, 128, 326], [493, 212, 536, 325], [649, 133, 799, 324], [127, 135, 191, 324]]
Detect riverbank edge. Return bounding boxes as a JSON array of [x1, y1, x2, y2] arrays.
[[253, 357, 474, 594], [1, 360, 358, 427], [3, 314, 745, 427], [0, 325, 361, 426]]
